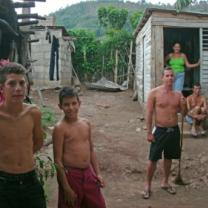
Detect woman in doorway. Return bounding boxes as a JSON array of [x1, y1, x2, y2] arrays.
[[165, 42, 200, 92]]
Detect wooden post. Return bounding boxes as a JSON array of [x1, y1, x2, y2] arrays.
[[102, 55, 104, 77], [83, 46, 87, 63], [114, 49, 118, 83], [127, 40, 133, 88]]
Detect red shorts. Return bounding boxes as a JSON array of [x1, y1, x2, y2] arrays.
[[58, 166, 106, 208]]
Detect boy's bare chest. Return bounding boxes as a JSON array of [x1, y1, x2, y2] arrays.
[[65, 126, 89, 142], [0, 115, 34, 142]]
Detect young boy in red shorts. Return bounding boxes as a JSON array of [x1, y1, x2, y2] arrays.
[[53, 87, 106, 208]]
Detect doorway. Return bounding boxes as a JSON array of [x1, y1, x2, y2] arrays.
[[164, 27, 200, 95]]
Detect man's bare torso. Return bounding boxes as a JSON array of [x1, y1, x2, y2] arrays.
[[0, 104, 36, 173], [60, 118, 91, 169], [154, 86, 181, 127]]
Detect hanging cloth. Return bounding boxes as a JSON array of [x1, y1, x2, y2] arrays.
[[49, 35, 59, 80]]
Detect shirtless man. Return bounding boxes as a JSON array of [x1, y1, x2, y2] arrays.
[[53, 87, 106, 208], [186, 83, 207, 137], [142, 67, 186, 199], [0, 62, 46, 207]]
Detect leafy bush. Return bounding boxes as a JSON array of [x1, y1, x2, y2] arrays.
[[41, 107, 56, 129]]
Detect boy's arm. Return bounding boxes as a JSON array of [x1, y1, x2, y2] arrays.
[[32, 107, 44, 153], [52, 125, 77, 206], [88, 122, 104, 187]]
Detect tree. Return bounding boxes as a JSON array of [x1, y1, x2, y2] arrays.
[[175, 0, 192, 10], [70, 29, 102, 81], [130, 10, 144, 29], [98, 6, 128, 30], [97, 6, 133, 83]]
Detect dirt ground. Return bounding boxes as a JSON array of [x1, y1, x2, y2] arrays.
[[32, 87, 208, 208]]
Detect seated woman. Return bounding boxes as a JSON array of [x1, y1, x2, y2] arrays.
[[186, 83, 207, 137], [165, 42, 200, 92]]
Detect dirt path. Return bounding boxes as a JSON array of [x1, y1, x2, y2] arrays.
[[33, 88, 208, 208]]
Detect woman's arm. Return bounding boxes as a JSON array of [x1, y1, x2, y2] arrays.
[[164, 53, 171, 66], [183, 53, 200, 68]]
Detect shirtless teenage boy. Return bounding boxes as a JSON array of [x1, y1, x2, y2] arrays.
[[186, 83, 207, 137], [53, 87, 106, 208], [0, 62, 46, 207], [142, 67, 186, 199]]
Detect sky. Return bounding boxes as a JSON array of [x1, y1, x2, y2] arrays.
[[14, 0, 176, 16]]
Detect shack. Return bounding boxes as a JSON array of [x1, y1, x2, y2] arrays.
[[30, 17, 74, 88], [134, 8, 208, 103], [0, 0, 46, 65]]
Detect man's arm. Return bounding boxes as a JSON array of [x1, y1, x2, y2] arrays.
[[179, 93, 187, 116], [88, 121, 104, 187], [202, 97, 207, 112], [32, 107, 44, 153], [146, 90, 155, 142], [52, 124, 77, 206], [186, 96, 195, 117]]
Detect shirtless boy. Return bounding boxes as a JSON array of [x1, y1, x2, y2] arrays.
[[142, 67, 186, 199], [0, 62, 46, 207], [53, 87, 106, 208], [186, 83, 207, 137]]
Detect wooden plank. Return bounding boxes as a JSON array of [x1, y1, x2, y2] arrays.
[[18, 20, 38, 26], [14, 2, 35, 8], [153, 25, 163, 87], [152, 11, 208, 21], [200, 28, 208, 96], [17, 13, 46, 20], [152, 17, 208, 28], [25, 0, 46, 2], [202, 61, 208, 65]]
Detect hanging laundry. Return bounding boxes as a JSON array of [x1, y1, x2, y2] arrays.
[[49, 35, 59, 80]]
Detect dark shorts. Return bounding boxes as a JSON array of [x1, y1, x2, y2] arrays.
[[0, 170, 46, 208], [58, 166, 106, 208], [149, 126, 181, 161]]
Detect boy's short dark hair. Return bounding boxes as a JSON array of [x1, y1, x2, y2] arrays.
[[59, 87, 80, 104], [0, 62, 26, 84], [193, 82, 201, 88]]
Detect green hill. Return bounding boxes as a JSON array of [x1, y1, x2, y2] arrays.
[[52, 0, 172, 32], [52, 0, 208, 34]]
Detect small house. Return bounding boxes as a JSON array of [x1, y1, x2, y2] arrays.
[[134, 8, 208, 103], [30, 17, 74, 88]]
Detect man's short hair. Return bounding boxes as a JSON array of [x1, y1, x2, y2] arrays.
[[162, 66, 173, 76], [193, 82, 201, 88], [59, 87, 80, 105], [0, 62, 26, 84]]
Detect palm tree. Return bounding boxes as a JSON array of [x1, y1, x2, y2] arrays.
[[175, 0, 192, 10]]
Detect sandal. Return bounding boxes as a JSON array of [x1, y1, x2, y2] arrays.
[[142, 189, 152, 199], [161, 185, 176, 195], [191, 129, 198, 138]]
